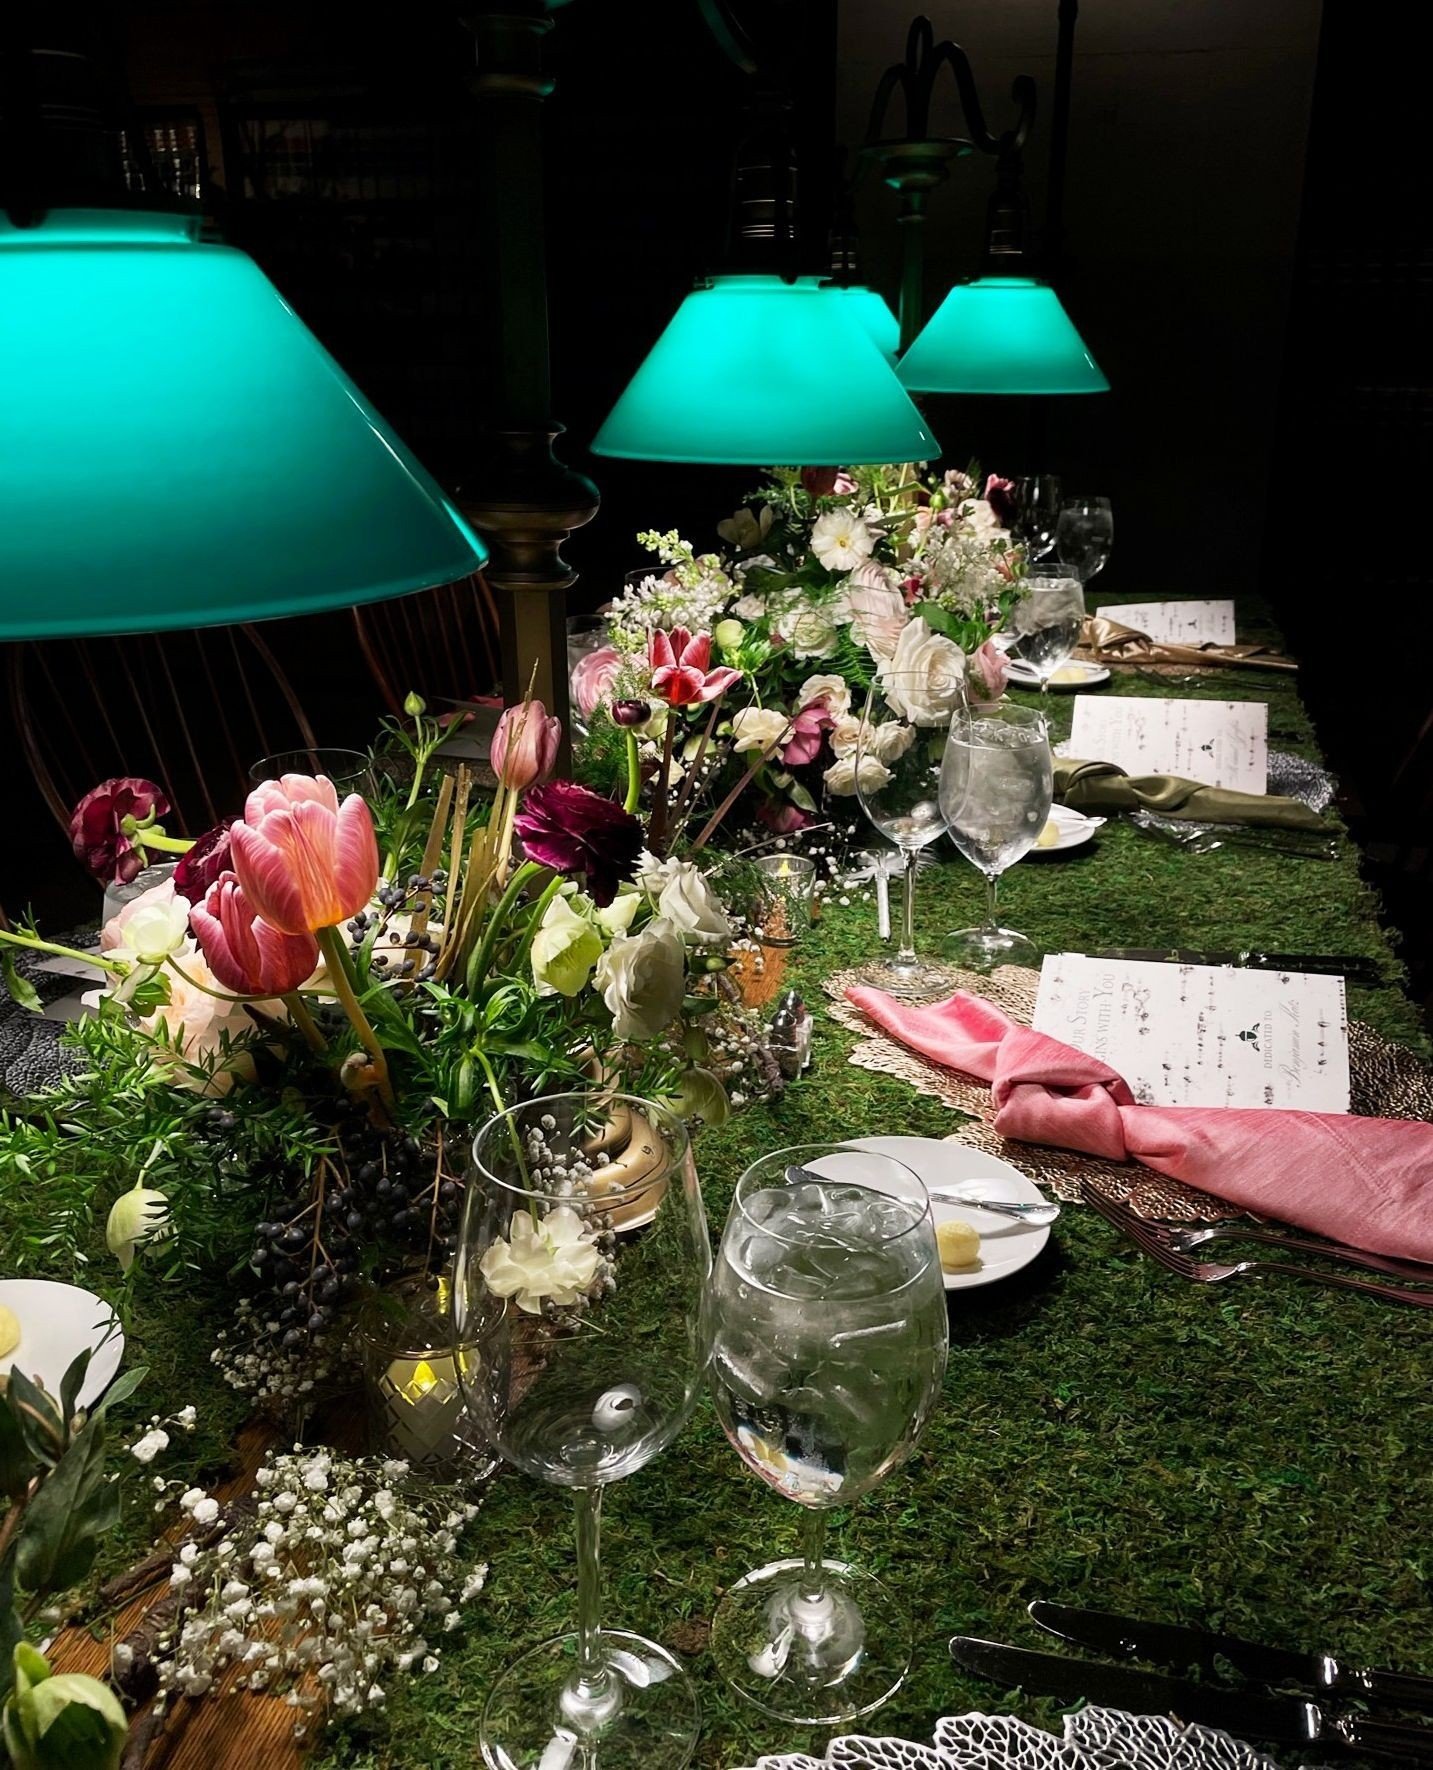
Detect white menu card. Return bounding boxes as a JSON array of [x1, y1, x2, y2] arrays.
[[1033, 954, 1350, 1112], [1068, 695, 1268, 794], [1097, 599, 1237, 645]]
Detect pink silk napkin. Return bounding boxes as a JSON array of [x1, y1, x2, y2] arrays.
[[845, 986, 1433, 1262]]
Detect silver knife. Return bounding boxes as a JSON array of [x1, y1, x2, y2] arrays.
[[1029, 1600, 1433, 1714], [1092, 946, 1380, 986], [949, 1636, 1433, 1762]]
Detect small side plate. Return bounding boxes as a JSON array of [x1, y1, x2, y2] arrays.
[[1024, 804, 1105, 857], [0, 1279, 124, 1410], [1004, 658, 1111, 690]]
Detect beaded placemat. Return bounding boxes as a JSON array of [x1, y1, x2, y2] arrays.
[[824, 960, 1432, 1219]]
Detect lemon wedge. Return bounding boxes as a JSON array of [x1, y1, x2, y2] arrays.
[[1036, 820, 1062, 848], [0, 1305, 20, 1360], [936, 1220, 981, 1271]]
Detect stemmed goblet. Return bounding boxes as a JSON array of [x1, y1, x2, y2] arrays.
[[1012, 474, 1063, 563], [1055, 495, 1113, 588], [708, 1145, 949, 1724], [1009, 575, 1087, 694], [853, 671, 964, 986], [453, 1093, 713, 1770], [939, 702, 1054, 970]]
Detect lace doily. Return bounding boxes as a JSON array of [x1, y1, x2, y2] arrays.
[[823, 960, 1432, 1219], [734, 1707, 1332, 1770]]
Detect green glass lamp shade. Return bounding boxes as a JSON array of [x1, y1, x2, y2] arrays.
[[803, 279, 900, 363], [0, 210, 486, 638], [898, 277, 1109, 396], [591, 274, 937, 465]]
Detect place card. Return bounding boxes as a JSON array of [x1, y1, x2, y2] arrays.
[[1034, 954, 1350, 1112], [1097, 598, 1237, 645], [1067, 695, 1268, 793]]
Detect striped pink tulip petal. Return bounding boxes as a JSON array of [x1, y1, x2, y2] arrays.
[[191, 872, 319, 996], [230, 773, 380, 935]]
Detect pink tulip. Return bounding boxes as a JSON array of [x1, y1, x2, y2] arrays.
[[190, 871, 319, 996], [491, 700, 562, 790], [228, 774, 379, 936], [571, 645, 622, 719], [648, 628, 742, 707]]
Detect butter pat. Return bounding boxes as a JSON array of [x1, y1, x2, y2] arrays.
[[1036, 820, 1061, 848], [0, 1305, 20, 1359], [1050, 665, 1086, 685], [936, 1219, 981, 1271]]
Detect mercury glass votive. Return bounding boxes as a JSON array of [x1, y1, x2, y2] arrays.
[[358, 1276, 498, 1481], [752, 853, 817, 946]]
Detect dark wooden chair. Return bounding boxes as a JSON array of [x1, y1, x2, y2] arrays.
[[8, 626, 319, 843], [352, 574, 503, 717]]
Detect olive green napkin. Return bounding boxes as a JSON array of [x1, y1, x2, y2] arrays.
[[1055, 757, 1326, 830]]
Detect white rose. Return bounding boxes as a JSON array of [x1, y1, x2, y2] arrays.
[[633, 849, 676, 895], [843, 561, 909, 661], [827, 716, 913, 763], [824, 754, 892, 797], [730, 706, 790, 755], [732, 594, 767, 620], [810, 510, 876, 572], [879, 617, 967, 724], [785, 607, 840, 660], [594, 917, 686, 1042], [657, 861, 732, 944], [798, 674, 850, 717]]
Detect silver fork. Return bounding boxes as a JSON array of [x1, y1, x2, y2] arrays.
[[1130, 815, 1336, 862], [1081, 1182, 1433, 1310], [1163, 1221, 1433, 1285]]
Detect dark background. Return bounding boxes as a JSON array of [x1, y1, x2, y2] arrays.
[[4, 0, 1430, 1010]]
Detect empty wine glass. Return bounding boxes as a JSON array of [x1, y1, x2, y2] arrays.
[[1055, 495, 1113, 586], [939, 702, 1053, 969], [1009, 575, 1086, 693], [709, 1144, 948, 1724], [1012, 474, 1063, 563], [853, 672, 964, 985], [453, 1093, 713, 1770]]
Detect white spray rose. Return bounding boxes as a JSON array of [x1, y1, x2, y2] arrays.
[[731, 707, 790, 755], [657, 861, 732, 944], [810, 510, 876, 572], [784, 606, 840, 660], [594, 918, 686, 1042], [797, 674, 850, 716], [828, 716, 913, 764], [732, 594, 767, 621], [879, 617, 967, 724], [824, 754, 893, 797]]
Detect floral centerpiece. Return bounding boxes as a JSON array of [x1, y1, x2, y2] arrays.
[[572, 463, 1023, 837]]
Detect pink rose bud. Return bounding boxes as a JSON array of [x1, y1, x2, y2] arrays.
[[491, 700, 562, 791]]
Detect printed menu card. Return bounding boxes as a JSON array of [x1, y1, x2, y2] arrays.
[[1033, 954, 1350, 1112], [1097, 598, 1237, 645], [1067, 695, 1268, 794]]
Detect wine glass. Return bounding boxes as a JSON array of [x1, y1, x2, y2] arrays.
[[1009, 575, 1087, 694], [1055, 495, 1113, 586], [939, 702, 1053, 970], [708, 1144, 948, 1724], [853, 672, 964, 986], [453, 1093, 713, 1770], [1012, 474, 1063, 563]]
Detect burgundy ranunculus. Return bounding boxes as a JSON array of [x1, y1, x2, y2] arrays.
[[800, 466, 839, 499], [173, 823, 233, 899], [514, 781, 644, 908], [68, 777, 170, 884], [984, 473, 1018, 530]]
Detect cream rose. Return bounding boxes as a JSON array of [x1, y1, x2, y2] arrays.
[[879, 617, 967, 724], [798, 673, 850, 717], [784, 606, 840, 660], [594, 917, 686, 1041], [657, 861, 732, 944], [731, 706, 790, 755], [824, 753, 893, 797]]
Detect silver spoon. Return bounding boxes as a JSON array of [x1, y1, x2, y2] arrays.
[[927, 1184, 1061, 1226]]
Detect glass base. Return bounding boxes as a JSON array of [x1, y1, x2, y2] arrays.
[[481, 1629, 700, 1770], [877, 949, 951, 992], [710, 1557, 910, 1726], [941, 925, 1040, 971]]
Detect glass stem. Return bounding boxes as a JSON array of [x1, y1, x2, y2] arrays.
[[984, 871, 1000, 935], [799, 1507, 828, 1605], [574, 1485, 604, 1683], [897, 847, 918, 963]]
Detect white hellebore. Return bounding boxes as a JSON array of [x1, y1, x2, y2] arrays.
[[594, 887, 642, 936], [479, 1206, 602, 1314], [797, 673, 851, 718], [731, 706, 790, 755], [657, 860, 732, 944], [594, 917, 686, 1042], [529, 894, 604, 998], [879, 616, 967, 724], [823, 753, 893, 797], [810, 509, 876, 573], [107, 1179, 173, 1272]]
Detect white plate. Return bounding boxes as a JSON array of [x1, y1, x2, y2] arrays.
[[1024, 803, 1105, 857], [848, 1135, 1053, 1290], [1004, 657, 1110, 690], [0, 1279, 124, 1409]]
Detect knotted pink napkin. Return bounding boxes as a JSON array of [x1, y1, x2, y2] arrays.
[[845, 986, 1433, 1261]]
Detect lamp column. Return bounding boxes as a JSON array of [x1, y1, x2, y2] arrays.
[[459, 3, 597, 756]]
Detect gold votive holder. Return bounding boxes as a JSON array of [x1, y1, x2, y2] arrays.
[[357, 1276, 499, 1481], [751, 853, 817, 947]]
